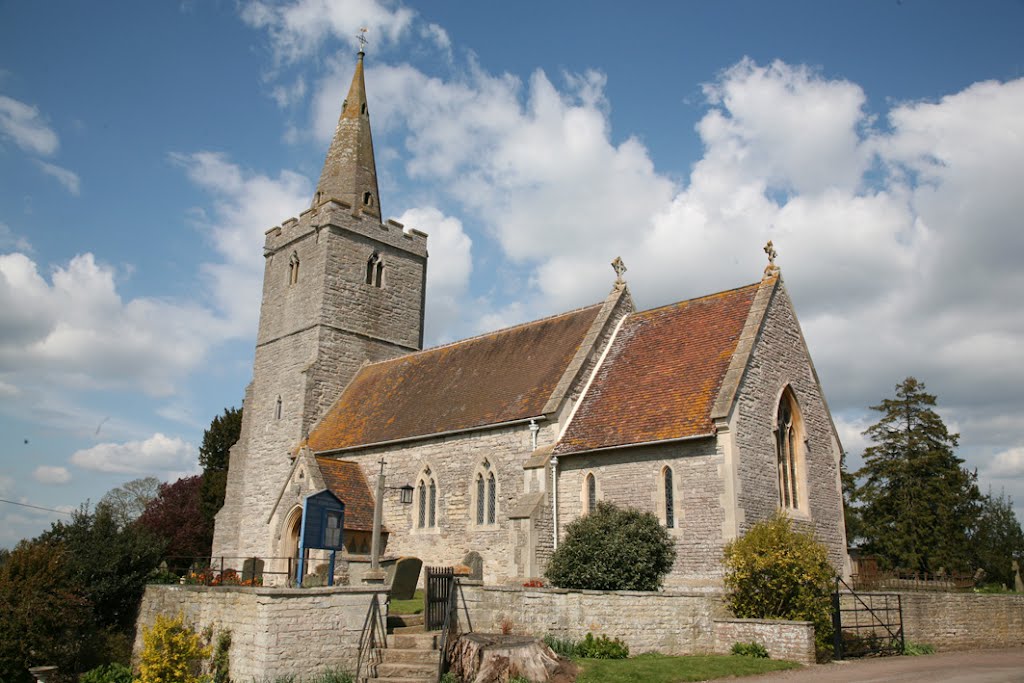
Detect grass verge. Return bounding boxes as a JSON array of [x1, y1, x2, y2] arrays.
[[575, 652, 801, 682], [389, 589, 424, 615]]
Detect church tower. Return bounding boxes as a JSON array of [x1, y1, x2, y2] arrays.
[[213, 49, 428, 560]]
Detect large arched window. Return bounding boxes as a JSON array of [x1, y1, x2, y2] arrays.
[[584, 473, 597, 515], [365, 252, 384, 287], [471, 460, 497, 526], [776, 387, 807, 511], [663, 466, 675, 528]]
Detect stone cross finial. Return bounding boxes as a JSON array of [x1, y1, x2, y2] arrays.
[[357, 27, 369, 53], [611, 256, 627, 284], [763, 240, 780, 277]]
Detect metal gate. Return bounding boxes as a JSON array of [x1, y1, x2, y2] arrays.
[[424, 566, 454, 631], [832, 577, 904, 659]]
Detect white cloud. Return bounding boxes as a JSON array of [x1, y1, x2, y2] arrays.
[[987, 448, 1024, 479], [32, 465, 71, 485], [35, 160, 80, 195], [0, 222, 31, 252], [396, 207, 472, 340], [0, 94, 59, 155], [0, 475, 12, 496], [0, 251, 226, 396], [71, 433, 196, 475], [240, 0, 415, 65]]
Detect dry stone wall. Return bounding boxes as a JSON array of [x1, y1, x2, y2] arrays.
[[713, 618, 815, 664], [895, 591, 1024, 651], [134, 584, 385, 681]]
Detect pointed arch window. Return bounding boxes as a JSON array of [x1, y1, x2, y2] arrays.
[[776, 387, 807, 511], [585, 473, 596, 515], [288, 252, 300, 285], [417, 469, 438, 529], [486, 472, 496, 524], [663, 467, 675, 528], [417, 481, 427, 528], [365, 252, 384, 288], [476, 474, 485, 524], [428, 479, 437, 527]]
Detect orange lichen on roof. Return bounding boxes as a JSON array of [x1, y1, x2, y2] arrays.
[[555, 282, 761, 455], [307, 304, 603, 452], [315, 457, 378, 532]]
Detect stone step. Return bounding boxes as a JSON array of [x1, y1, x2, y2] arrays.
[[381, 648, 437, 665], [389, 624, 426, 634], [374, 661, 437, 679], [390, 632, 439, 650], [387, 613, 424, 629]]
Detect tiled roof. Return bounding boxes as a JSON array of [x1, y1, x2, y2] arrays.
[[554, 281, 762, 455], [314, 457, 378, 532], [307, 304, 603, 452]]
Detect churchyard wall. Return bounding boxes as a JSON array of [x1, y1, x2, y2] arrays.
[[892, 591, 1024, 650], [134, 584, 385, 681], [712, 618, 816, 664]]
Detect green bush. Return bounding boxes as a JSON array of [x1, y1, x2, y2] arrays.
[[79, 663, 134, 683], [575, 633, 630, 659], [438, 673, 460, 683], [730, 641, 769, 658], [212, 630, 232, 683], [723, 512, 836, 657], [545, 502, 676, 591], [543, 635, 580, 658]]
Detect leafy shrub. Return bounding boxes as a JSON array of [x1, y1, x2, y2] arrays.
[[730, 641, 769, 658], [79, 663, 134, 683], [575, 632, 629, 659], [903, 641, 935, 656], [438, 673, 460, 683], [212, 630, 231, 683], [545, 502, 676, 591], [137, 612, 212, 683], [543, 635, 580, 658], [508, 678, 531, 683], [723, 512, 836, 657]]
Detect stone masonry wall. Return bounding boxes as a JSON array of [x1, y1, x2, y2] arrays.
[[733, 281, 848, 571], [460, 584, 729, 654], [556, 439, 726, 588], [134, 585, 385, 681], [712, 619, 816, 664], [894, 592, 1024, 651]]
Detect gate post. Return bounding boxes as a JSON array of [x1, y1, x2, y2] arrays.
[[831, 578, 843, 660]]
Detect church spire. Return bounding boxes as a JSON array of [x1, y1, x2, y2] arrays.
[[312, 47, 382, 217]]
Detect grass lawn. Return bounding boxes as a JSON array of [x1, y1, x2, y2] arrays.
[[575, 652, 801, 682], [389, 589, 424, 615]]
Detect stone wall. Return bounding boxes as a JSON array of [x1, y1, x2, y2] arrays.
[[713, 618, 815, 664], [134, 584, 386, 681], [891, 592, 1024, 651], [459, 584, 729, 655], [732, 280, 848, 572]]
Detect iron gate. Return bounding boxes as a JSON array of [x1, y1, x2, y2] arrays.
[[832, 577, 904, 659], [424, 566, 454, 631]]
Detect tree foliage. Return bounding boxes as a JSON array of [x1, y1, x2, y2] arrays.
[[723, 513, 835, 655], [136, 613, 211, 683], [972, 489, 1024, 587], [199, 406, 242, 529], [545, 502, 676, 591], [138, 475, 211, 559], [852, 377, 982, 573], [98, 476, 161, 528]]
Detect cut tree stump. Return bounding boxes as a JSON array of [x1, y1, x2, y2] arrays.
[[446, 633, 577, 683]]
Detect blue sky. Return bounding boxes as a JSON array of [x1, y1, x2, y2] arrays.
[[2, 0, 1023, 547]]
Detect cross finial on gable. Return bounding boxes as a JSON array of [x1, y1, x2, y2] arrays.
[[356, 27, 369, 54], [611, 256, 627, 285], [763, 240, 780, 277]]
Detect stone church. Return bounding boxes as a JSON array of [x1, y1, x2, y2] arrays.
[[212, 50, 849, 588]]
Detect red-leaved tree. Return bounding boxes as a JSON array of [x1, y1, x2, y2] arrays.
[[136, 475, 211, 559]]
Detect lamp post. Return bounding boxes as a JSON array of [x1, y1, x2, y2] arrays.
[[365, 458, 413, 584]]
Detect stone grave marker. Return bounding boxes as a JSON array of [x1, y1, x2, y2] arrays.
[[389, 556, 422, 600], [462, 551, 483, 580]]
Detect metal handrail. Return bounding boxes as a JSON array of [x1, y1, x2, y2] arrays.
[[436, 579, 473, 682], [355, 594, 388, 682]]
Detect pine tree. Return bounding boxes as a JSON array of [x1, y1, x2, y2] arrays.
[[972, 489, 1024, 587], [854, 377, 981, 574]]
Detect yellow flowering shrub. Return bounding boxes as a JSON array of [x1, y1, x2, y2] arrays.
[[137, 612, 212, 683]]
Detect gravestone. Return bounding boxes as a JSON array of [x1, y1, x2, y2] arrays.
[[389, 556, 423, 600], [242, 557, 265, 583], [462, 551, 483, 580], [1013, 560, 1023, 592]]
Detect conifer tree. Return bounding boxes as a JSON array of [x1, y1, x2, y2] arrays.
[[854, 377, 981, 573], [198, 406, 242, 529]]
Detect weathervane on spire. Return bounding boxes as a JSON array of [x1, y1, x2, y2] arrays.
[[763, 240, 780, 277], [357, 27, 369, 54], [611, 256, 627, 285]]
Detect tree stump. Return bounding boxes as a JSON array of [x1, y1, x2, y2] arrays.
[[446, 633, 576, 683]]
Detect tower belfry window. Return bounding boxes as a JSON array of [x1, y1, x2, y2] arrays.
[[365, 252, 384, 288], [274, 396, 282, 420], [289, 252, 300, 285]]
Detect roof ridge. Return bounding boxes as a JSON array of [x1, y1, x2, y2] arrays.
[[634, 280, 762, 317], [359, 301, 605, 369]]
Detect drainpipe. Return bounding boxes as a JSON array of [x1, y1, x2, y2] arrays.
[[551, 454, 559, 550]]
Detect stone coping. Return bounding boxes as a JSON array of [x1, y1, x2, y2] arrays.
[[476, 584, 725, 599], [146, 584, 387, 596], [714, 617, 812, 626]]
